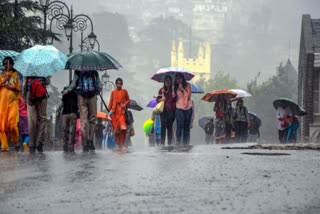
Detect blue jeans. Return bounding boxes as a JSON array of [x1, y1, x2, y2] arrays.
[[175, 108, 193, 145]]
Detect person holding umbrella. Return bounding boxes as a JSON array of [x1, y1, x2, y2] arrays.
[[174, 73, 192, 145], [233, 99, 249, 143], [157, 75, 176, 146], [0, 56, 21, 152], [65, 70, 102, 152], [108, 78, 130, 150]]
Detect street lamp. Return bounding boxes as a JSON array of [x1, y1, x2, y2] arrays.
[[80, 36, 100, 51], [40, 0, 96, 82], [100, 71, 115, 111]]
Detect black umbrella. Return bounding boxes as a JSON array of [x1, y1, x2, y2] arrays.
[[273, 98, 306, 116], [248, 112, 262, 127], [198, 116, 214, 129], [128, 99, 143, 111]]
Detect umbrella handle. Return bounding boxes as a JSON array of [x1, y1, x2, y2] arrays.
[[98, 92, 110, 112]]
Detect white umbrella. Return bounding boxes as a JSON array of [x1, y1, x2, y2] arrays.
[[229, 89, 252, 101]]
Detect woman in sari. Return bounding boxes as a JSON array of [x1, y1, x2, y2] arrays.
[[108, 78, 130, 150], [0, 57, 21, 152]]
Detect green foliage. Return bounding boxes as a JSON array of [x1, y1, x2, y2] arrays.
[[0, 0, 58, 51], [246, 63, 297, 142]]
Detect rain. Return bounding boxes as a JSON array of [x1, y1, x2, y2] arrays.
[[0, 0, 320, 213]]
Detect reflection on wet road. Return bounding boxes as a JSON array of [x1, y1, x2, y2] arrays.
[[0, 144, 319, 214]]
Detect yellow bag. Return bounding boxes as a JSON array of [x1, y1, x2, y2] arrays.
[[153, 101, 164, 114]]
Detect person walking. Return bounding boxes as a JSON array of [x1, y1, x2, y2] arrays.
[[214, 95, 226, 144], [18, 96, 29, 152], [65, 70, 102, 152], [233, 99, 249, 143], [124, 110, 134, 147], [174, 73, 192, 145], [61, 85, 78, 152], [276, 106, 291, 143], [23, 73, 50, 153], [157, 75, 176, 145], [108, 78, 130, 150], [0, 57, 21, 152], [225, 100, 234, 143]]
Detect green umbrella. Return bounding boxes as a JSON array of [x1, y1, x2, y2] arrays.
[[65, 50, 122, 71], [273, 98, 307, 116]]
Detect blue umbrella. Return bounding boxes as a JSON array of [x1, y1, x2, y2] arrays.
[[191, 82, 204, 94], [14, 45, 68, 77]]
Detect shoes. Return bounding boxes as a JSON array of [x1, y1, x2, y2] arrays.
[[82, 145, 89, 152], [36, 144, 44, 153], [29, 147, 36, 154], [88, 141, 95, 151], [63, 144, 68, 152], [15, 145, 20, 152], [1, 149, 9, 152]]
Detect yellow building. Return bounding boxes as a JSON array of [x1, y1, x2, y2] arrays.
[[171, 38, 211, 82]]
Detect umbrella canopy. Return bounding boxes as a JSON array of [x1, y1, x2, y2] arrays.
[[198, 116, 214, 129], [66, 50, 122, 71], [128, 99, 143, 111], [248, 112, 262, 127], [97, 111, 111, 121], [0, 50, 19, 69], [14, 45, 68, 77], [229, 89, 252, 101], [151, 67, 194, 82], [201, 89, 237, 102], [273, 98, 307, 116], [191, 82, 204, 94], [147, 98, 157, 108]]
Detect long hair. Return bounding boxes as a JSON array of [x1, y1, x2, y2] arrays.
[[163, 75, 172, 91], [174, 73, 187, 92]]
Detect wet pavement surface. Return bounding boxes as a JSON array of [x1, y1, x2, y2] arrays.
[[0, 144, 320, 214]]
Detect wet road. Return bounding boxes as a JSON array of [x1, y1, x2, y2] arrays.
[[0, 144, 319, 214]]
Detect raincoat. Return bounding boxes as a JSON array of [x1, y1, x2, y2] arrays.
[[0, 70, 21, 150]]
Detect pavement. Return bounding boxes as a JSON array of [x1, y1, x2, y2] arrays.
[[0, 144, 319, 214]]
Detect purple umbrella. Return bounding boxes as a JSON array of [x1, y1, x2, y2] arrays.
[[151, 67, 194, 82], [147, 98, 157, 108]]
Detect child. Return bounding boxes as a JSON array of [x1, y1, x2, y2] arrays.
[[19, 96, 29, 152]]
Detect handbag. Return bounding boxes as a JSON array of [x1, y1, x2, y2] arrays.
[[153, 101, 164, 114], [130, 127, 135, 136]]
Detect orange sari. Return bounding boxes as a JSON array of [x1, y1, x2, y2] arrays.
[[0, 70, 21, 150], [108, 89, 130, 134]]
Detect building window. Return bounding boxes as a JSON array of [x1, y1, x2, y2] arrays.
[[313, 71, 320, 113]]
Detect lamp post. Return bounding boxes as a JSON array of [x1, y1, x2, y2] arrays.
[[40, 0, 96, 82], [80, 36, 100, 51], [101, 71, 115, 111]]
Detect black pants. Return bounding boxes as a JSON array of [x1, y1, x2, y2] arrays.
[[225, 123, 233, 143], [278, 129, 288, 144], [234, 121, 248, 143], [160, 108, 175, 145]]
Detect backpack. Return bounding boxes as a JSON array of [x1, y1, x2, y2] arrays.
[[76, 71, 99, 97], [27, 78, 47, 101]]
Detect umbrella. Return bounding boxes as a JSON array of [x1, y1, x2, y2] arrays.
[[147, 98, 157, 108], [191, 82, 204, 94], [14, 45, 68, 77], [229, 89, 252, 101], [201, 89, 237, 102], [128, 99, 143, 111], [273, 98, 307, 116], [151, 67, 194, 82], [97, 111, 111, 121], [65, 50, 122, 71], [248, 112, 262, 127], [0, 50, 19, 69], [198, 116, 214, 129]]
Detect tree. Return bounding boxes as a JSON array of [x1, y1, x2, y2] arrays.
[[246, 63, 298, 142], [0, 0, 58, 51]]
